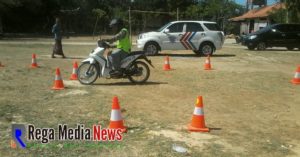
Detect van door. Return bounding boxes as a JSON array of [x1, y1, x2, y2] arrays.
[[296, 25, 300, 48], [183, 22, 205, 50], [275, 25, 288, 47], [161, 22, 185, 50], [268, 25, 287, 47], [285, 24, 299, 48]]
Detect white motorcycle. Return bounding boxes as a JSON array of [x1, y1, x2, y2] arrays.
[[77, 41, 153, 85]]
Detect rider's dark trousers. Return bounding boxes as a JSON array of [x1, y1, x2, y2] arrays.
[[109, 49, 128, 71]]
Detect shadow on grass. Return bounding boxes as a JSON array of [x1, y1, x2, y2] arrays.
[[126, 126, 144, 131], [63, 56, 86, 59], [153, 53, 236, 58], [209, 127, 222, 131], [211, 54, 236, 57], [155, 53, 197, 58], [93, 81, 167, 86], [246, 48, 300, 52]]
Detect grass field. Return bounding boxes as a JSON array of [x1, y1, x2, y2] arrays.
[[0, 38, 300, 157]]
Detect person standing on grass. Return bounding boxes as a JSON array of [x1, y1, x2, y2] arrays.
[[52, 17, 66, 58]]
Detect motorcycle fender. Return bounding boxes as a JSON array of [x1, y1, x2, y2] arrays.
[[82, 58, 96, 64]]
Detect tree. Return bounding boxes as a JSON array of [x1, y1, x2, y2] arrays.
[[0, 0, 245, 35], [285, 0, 300, 23], [0, 0, 21, 33], [92, 9, 107, 38], [268, 8, 288, 23]]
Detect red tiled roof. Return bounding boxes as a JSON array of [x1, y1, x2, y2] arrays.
[[230, 3, 285, 21]]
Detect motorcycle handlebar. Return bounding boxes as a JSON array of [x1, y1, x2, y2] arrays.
[[97, 40, 111, 49]]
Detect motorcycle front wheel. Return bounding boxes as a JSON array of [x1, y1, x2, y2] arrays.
[[77, 62, 99, 85], [128, 61, 150, 84]]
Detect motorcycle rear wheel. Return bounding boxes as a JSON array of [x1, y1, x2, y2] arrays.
[[128, 61, 150, 84], [77, 62, 99, 85]]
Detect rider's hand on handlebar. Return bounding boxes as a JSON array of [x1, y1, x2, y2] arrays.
[[97, 39, 111, 48]]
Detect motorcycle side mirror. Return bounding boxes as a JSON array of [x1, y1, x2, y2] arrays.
[[164, 29, 170, 33]]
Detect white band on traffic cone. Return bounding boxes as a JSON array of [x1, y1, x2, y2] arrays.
[[55, 75, 62, 80], [72, 68, 77, 74], [193, 107, 204, 116], [110, 109, 122, 121], [294, 72, 300, 78], [205, 59, 210, 64]]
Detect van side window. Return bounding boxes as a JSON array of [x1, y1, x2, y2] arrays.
[[204, 23, 221, 31], [186, 23, 204, 32], [276, 25, 288, 32], [168, 23, 184, 33]]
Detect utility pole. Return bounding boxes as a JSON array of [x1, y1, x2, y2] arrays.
[[129, 7, 132, 46], [177, 8, 179, 21], [285, 0, 289, 23]]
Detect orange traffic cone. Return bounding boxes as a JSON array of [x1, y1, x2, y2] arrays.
[[188, 96, 209, 132], [0, 61, 4, 67], [69, 61, 78, 80], [30, 53, 38, 68], [204, 55, 212, 70], [52, 68, 65, 90], [108, 96, 127, 133], [291, 66, 300, 84], [163, 56, 171, 71]]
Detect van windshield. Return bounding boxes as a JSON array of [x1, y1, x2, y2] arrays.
[[252, 25, 272, 34], [157, 22, 171, 32]]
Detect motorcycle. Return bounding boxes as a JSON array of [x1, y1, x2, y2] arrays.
[[77, 40, 154, 85]]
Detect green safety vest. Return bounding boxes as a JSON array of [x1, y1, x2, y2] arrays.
[[117, 28, 131, 53]]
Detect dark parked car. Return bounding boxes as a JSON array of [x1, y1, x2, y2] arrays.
[[243, 24, 300, 50]]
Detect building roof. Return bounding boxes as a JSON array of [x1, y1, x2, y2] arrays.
[[230, 3, 285, 21]]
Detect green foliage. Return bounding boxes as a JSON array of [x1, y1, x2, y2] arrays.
[[285, 0, 300, 23], [92, 9, 106, 19], [269, 8, 288, 23], [0, 0, 244, 34]]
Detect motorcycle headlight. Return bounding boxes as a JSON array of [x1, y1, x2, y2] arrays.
[[249, 35, 257, 40]]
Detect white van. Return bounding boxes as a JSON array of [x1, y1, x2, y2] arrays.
[[137, 21, 224, 55]]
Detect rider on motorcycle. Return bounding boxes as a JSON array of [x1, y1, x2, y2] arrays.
[[100, 18, 131, 76]]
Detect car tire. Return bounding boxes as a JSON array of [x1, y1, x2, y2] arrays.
[[144, 42, 159, 56], [257, 42, 266, 50], [287, 47, 294, 51], [247, 45, 255, 50], [199, 42, 214, 56]]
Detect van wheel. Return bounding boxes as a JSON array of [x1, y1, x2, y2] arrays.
[[287, 47, 294, 51], [144, 42, 159, 56], [247, 45, 255, 50], [199, 42, 214, 56], [257, 42, 266, 50]]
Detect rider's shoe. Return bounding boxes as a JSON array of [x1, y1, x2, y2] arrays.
[[110, 70, 122, 77]]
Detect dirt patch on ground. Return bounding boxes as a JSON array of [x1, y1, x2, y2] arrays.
[[54, 89, 89, 98], [148, 129, 245, 153], [63, 80, 84, 87]]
